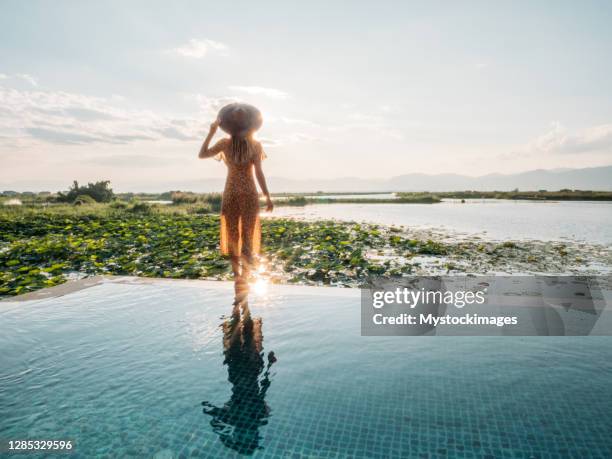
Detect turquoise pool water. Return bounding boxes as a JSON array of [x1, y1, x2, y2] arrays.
[[1, 278, 612, 458]]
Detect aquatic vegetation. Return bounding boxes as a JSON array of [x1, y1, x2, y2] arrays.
[[0, 208, 221, 296], [1, 205, 609, 297], [0, 207, 437, 296], [188, 204, 213, 215]]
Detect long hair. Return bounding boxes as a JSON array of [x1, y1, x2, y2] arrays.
[[218, 103, 261, 164], [227, 136, 252, 165]]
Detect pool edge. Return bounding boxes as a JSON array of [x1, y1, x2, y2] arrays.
[[1, 275, 361, 304]]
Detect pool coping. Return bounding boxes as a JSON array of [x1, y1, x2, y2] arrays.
[[1, 275, 361, 304]]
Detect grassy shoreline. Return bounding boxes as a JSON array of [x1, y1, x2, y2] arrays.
[[1, 203, 609, 298], [276, 190, 612, 202], [4, 189, 612, 209]]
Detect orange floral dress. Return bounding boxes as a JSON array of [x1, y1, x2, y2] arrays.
[[208, 138, 266, 261]]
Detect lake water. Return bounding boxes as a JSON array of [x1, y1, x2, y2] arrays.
[[2, 277, 612, 458], [271, 199, 612, 245]]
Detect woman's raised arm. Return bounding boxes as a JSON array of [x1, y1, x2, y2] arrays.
[[198, 120, 224, 159]]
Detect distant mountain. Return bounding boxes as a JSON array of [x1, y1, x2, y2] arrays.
[[383, 166, 612, 192], [213, 165, 612, 193], [2, 165, 611, 193], [141, 166, 612, 193]]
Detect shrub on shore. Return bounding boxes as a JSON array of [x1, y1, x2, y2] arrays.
[[57, 180, 114, 203], [188, 204, 212, 215], [283, 196, 308, 206], [171, 192, 222, 212], [128, 201, 154, 214], [395, 193, 441, 204], [171, 191, 199, 204], [73, 195, 97, 206]]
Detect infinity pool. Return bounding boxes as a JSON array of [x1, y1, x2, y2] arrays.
[[1, 277, 612, 458]]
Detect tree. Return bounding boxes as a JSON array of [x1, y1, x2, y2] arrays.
[[58, 180, 115, 203]]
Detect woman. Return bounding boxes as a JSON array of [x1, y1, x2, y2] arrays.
[[198, 104, 273, 301]]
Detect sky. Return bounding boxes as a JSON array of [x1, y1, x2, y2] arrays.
[[1, 0, 612, 191]]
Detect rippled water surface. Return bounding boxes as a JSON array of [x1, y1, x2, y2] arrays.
[[272, 200, 612, 244], [1, 279, 612, 458]]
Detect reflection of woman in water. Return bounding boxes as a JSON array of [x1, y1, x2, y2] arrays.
[[198, 103, 273, 304], [202, 303, 276, 455]]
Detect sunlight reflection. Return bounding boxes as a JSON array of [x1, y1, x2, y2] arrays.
[[251, 258, 269, 296], [253, 277, 269, 296]]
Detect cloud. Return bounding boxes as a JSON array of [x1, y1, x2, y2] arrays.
[[171, 39, 228, 58], [85, 154, 175, 168], [524, 122, 612, 155], [0, 73, 39, 86], [0, 79, 317, 150], [25, 127, 104, 144], [228, 86, 289, 99], [63, 107, 118, 121], [17, 74, 38, 87], [195, 94, 242, 115], [156, 126, 194, 141], [0, 84, 203, 146]]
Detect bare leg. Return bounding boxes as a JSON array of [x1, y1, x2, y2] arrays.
[[225, 211, 248, 306], [230, 255, 240, 278], [224, 211, 241, 277], [240, 211, 257, 282], [241, 257, 251, 282]]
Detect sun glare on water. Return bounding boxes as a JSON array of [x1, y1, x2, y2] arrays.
[[252, 260, 269, 295], [253, 277, 269, 295]]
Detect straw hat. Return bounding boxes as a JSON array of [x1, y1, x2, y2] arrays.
[[218, 103, 263, 138]]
